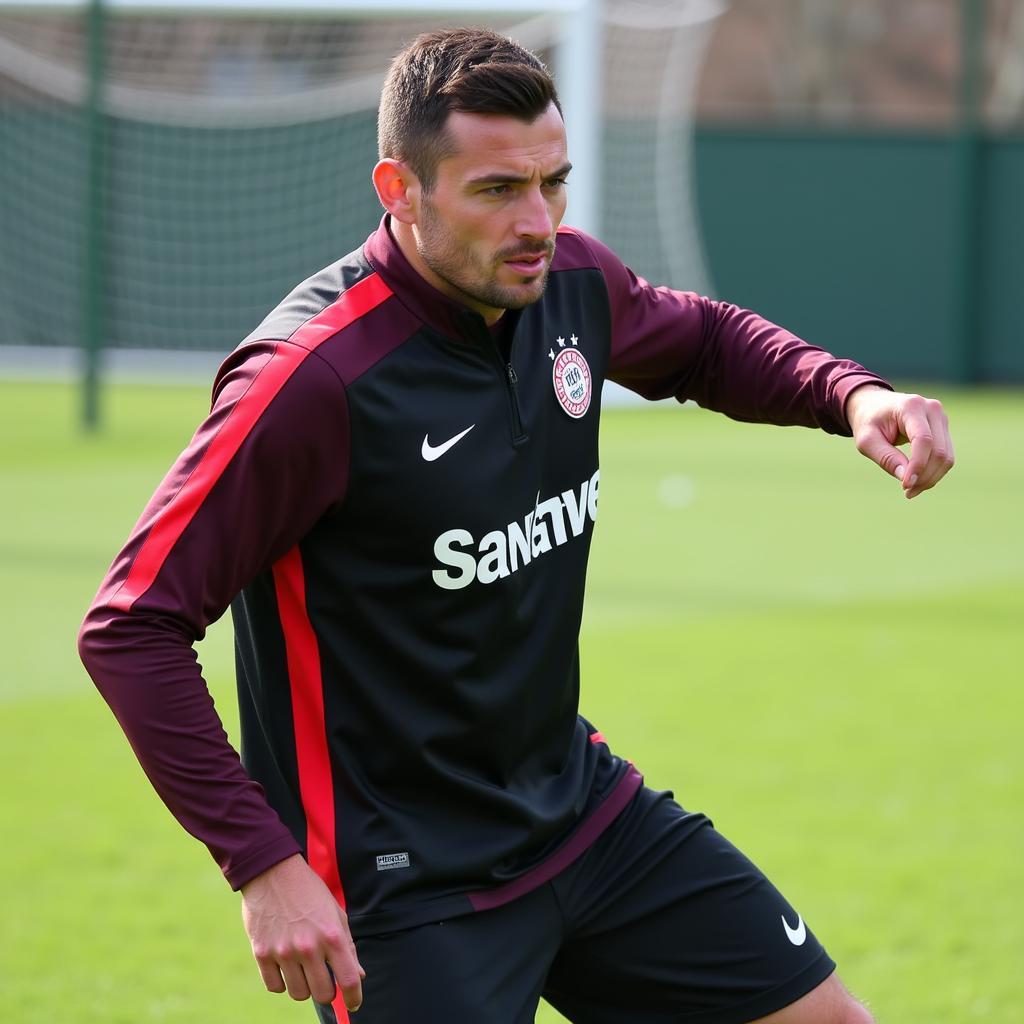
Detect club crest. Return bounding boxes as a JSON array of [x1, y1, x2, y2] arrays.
[[551, 339, 592, 419]]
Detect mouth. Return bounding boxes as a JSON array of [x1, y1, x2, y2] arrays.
[[502, 252, 549, 277]]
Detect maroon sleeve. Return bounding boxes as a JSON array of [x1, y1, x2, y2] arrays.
[[78, 340, 349, 889], [577, 230, 891, 434]]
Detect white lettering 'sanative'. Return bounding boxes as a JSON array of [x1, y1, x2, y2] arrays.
[[432, 470, 600, 590]]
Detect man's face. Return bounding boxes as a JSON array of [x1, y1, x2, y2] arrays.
[[412, 102, 570, 324]]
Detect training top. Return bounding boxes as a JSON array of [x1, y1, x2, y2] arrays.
[[79, 216, 890, 936]]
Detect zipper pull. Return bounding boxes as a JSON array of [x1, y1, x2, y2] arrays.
[[506, 363, 518, 386]]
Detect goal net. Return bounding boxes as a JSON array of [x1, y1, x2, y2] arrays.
[[0, 0, 724, 362]]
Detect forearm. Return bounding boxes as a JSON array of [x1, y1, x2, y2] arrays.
[[691, 300, 893, 434], [77, 340, 352, 887], [79, 604, 301, 889]]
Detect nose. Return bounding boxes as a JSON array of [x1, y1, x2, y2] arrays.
[[515, 187, 554, 241]]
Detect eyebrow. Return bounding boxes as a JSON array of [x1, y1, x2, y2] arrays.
[[466, 162, 573, 187]]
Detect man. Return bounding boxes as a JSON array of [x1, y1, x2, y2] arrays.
[[79, 27, 953, 1024]]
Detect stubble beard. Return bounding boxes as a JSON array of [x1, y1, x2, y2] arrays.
[[417, 199, 553, 314]]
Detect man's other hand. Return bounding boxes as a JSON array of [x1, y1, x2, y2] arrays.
[[241, 853, 365, 1012], [846, 385, 955, 499]]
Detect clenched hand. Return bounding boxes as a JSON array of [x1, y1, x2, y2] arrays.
[[845, 385, 955, 499]]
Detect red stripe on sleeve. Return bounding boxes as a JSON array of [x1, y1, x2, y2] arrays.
[[109, 272, 392, 613], [271, 545, 350, 1023]]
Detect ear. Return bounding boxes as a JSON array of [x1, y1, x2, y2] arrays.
[[372, 159, 420, 224]]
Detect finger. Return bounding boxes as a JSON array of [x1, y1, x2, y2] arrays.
[[301, 957, 339, 1006], [327, 946, 365, 1012], [279, 960, 312, 1002], [919, 405, 955, 493], [901, 415, 934, 493], [255, 956, 286, 994], [855, 426, 909, 482], [341, 939, 366, 980], [906, 400, 955, 498]]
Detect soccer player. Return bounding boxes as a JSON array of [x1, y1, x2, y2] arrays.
[[79, 27, 954, 1024]]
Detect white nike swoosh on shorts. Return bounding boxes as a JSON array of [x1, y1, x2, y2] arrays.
[[782, 913, 807, 946]]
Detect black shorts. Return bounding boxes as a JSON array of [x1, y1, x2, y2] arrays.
[[316, 785, 835, 1023]]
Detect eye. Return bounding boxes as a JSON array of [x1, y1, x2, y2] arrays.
[[485, 184, 510, 196], [544, 177, 569, 190]]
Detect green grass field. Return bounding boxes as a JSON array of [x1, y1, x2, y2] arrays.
[[2, 378, 1021, 1023]]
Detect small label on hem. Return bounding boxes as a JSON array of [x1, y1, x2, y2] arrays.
[[375, 852, 411, 872]]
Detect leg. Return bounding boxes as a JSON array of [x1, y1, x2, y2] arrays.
[[544, 785, 852, 1024], [750, 973, 874, 1024], [313, 881, 562, 1024]]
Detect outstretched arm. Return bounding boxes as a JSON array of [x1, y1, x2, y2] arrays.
[[573, 228, 956, 491], [845, 384, 955, 499], [573, 228, 892, 434]]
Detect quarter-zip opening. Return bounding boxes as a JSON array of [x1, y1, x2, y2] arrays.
[[491, 311, 527, 445], [503, 360, 527, 443], [458, 308, 528, 445]]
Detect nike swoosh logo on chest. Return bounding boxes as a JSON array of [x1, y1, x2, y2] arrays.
[[421, 424, 475, 462]]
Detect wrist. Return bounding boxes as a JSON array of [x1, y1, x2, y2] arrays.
[[241, 852, 305, 896], [843, 382, 889, 431]]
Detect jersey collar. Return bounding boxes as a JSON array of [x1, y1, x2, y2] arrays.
[[363, 214, 492, 345]]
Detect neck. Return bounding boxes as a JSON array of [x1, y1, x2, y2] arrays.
[[389, 217, 505, 326]]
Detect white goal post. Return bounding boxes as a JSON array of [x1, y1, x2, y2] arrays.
[[0, 0, 725, 417]]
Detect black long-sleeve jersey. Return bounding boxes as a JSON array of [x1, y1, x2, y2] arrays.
[[79, 216, 890, 936]]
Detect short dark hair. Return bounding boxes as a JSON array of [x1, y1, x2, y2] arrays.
[[378, 27, 562, 190]]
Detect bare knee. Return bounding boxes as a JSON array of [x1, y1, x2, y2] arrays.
[[839, 1000, 874, 1024], [751, 973, 874, 1024]]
